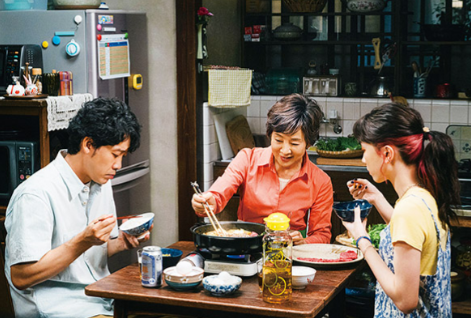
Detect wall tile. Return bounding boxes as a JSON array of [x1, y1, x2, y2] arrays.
[[430, 122, 449, 133], [450, 105, 468, 124], [360, 102, 376, 116], [431, 103, 450, 123], [203, 181, 212, 192], [343, 100, 360, 120], [247, 97, 261, 117], [342, 120, 356, 136], [203, 162, 214, 184], [260, 117, 267, 135], [203, 124, 218, 145], [247, 117, 261, 135], [413, 103, 432, 123], [260, 99, 274, 117]]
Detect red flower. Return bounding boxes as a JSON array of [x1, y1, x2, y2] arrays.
[[197, 7, 213, 17]]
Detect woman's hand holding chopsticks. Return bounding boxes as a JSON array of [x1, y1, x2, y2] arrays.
[[191, 192, 217, 218]]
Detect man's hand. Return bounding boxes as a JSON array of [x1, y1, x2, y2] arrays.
[[82, 214, 117, 246], [108, 223, 154, 257]]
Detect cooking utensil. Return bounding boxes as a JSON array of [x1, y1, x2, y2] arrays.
[[369, 76, 393, 98], [190, 221, 265, 255], [372, 38, 381, 70], [191, 181, 227, 236]]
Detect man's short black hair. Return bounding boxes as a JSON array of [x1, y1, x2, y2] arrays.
[[67, 98, 141, 154]]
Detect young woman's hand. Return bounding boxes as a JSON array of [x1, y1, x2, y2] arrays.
[[341, 205, 368, 240], [346, 178, 381, 204], [192, 192, 217, 217]]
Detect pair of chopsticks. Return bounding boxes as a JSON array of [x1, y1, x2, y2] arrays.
[[95, 215, 142, 223], [191, 181, 227, 236]]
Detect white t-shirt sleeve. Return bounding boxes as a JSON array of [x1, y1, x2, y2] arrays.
[[7, 192, 54, 266]]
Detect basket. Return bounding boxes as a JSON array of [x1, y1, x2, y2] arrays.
[[316, 149, 364, 159], [282, 0, 328, 12]]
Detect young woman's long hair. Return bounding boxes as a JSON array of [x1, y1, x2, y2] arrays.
[[353, 103, 459, 229]]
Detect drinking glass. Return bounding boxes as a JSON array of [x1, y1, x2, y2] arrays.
[[137, 249, 143, 279]]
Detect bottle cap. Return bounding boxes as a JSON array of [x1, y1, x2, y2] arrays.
[[32, 68, 42, 75], [264, 212, 290, 231]]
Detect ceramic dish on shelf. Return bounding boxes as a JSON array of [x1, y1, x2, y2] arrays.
[[293, 244, 363, 269], [3, 94, 48, 99], [316, 149, 364, 159]]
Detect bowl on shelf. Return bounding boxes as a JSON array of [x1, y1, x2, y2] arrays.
[[342, 0, 388, 13], [203, 272, 242, 296], [163, 266, 204, 291], [118, 212, 154, 238], [292, 266, 316, 289], [162, 248, 183, 269], [273, 23, 303, 41], [333, 199, 372, 223]]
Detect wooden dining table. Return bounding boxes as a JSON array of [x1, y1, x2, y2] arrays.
[[85, 241, 365, 318]]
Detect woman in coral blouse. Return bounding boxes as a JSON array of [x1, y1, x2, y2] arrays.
[[192, 94, 334, 245]]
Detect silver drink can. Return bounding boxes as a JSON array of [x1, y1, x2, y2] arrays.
[[141, 246, 162, 288]]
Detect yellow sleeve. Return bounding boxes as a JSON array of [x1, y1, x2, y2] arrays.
[[390, 196, 428, 252]]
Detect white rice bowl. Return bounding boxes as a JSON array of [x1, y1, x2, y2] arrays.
[[119, 212, 154, 236]]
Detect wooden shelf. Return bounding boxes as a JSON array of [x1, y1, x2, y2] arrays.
[[451, 216, 471, 228], [0, 98, 50, 167]]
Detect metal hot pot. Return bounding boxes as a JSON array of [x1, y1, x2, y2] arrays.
[[190, 221, 265, 255]]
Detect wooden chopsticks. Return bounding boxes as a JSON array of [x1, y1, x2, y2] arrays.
[[191, 181, 227, 236], [96, 215, 142, 223]]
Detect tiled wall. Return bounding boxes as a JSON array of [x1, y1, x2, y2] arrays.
[[201, 97, 471, 188]]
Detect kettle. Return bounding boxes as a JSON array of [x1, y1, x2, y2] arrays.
[[306, 60, 317, 76], [369, 76, 393, 98]]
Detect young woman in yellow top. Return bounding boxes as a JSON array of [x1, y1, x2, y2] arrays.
[[343, 103, 459, 317]]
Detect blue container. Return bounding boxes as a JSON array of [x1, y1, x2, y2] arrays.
[[333, 199, 372, 223], [1, 0, 47, 10]]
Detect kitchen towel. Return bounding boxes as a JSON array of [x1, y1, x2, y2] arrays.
[[46, 93, 93, 131], [208, 69, 253, 108]]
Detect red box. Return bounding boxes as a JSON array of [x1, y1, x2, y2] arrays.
[[244, 26, 253, 35], [253, 25, 261, 34]]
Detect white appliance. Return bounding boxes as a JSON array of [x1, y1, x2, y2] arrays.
[[0, 10, 150, 272]]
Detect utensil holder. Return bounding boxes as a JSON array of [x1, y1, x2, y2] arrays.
[[43, 73, 60, 96]]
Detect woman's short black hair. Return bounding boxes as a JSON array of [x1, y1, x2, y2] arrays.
[[266, 94, 322, 146], [67, 98, 141, 154]]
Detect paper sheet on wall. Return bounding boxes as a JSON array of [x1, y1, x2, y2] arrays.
[[98, 34, 131, 80]]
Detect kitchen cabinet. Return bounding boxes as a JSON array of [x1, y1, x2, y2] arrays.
[[0, 98, 51, 215], [241, 0, 471, 98]]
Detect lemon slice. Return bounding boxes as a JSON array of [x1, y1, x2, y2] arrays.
[[263, 268, 277, 288], [268, 277, 287, 296]]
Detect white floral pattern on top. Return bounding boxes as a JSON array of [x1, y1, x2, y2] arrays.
[[374, 194, 452, 317]]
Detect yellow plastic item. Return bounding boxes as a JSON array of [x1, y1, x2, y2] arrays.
[[129, 74, 143, 90], [264, 213, 290, 231], [42, 41, 49, 49]]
